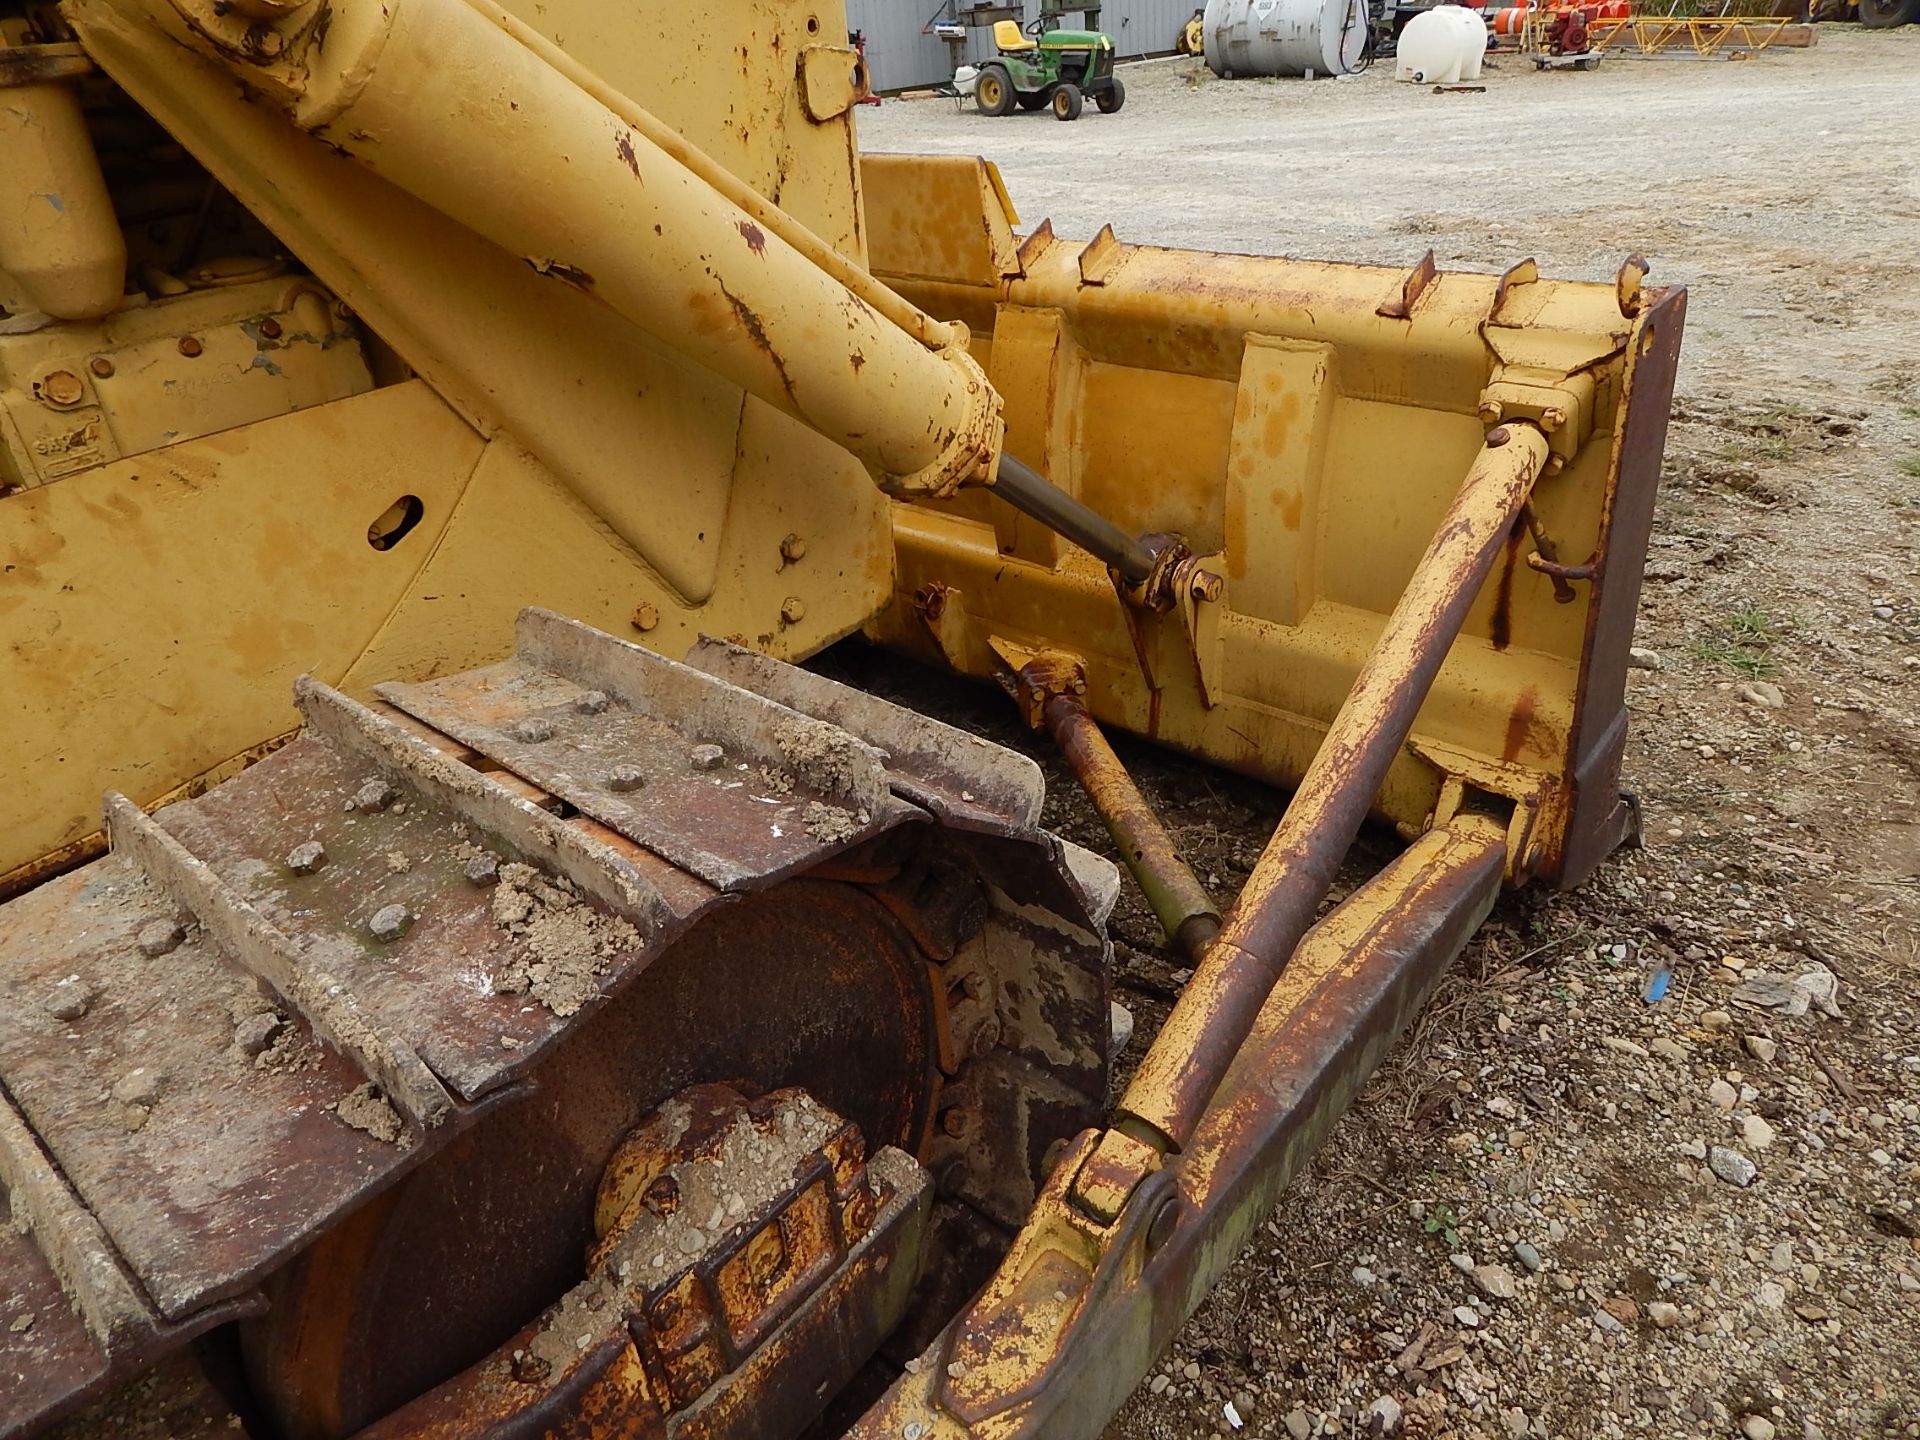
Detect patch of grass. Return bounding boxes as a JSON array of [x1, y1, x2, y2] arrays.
[[1690, 605, 1787, 678], [1899, 455, 1920, 480], [1688, 639, 1774, 678], [1724, 605, 1786, 642]]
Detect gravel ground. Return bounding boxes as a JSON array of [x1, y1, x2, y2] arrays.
[[840, 26, 1920, 1440]]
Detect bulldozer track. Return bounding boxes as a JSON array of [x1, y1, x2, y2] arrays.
[[0, 610, 1113, 1438]]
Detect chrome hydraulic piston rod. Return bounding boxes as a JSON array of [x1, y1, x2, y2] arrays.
[[992, 456, 1159, 586]]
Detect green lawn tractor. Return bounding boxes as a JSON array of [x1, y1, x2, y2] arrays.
[[974, 18, 1126, 120]]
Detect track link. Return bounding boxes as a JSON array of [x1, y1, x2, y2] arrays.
[[0, 611, 1116, 1438]]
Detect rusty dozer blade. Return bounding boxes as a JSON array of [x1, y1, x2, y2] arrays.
[[835, 160, 1683, 1435]]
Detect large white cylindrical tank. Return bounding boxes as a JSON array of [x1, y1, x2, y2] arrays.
[[1441, 5, 1490, 79], [1394, 6, 1484, 83], [1203, 0, 1371, 78]]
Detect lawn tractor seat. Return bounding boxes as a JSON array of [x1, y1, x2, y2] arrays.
[[993, 18, 1036, 50]]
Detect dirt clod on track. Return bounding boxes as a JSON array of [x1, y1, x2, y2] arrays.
[[851, 30, 1920, 1439], [489, 861, 639, 1017], [333, 1083, 404, 1146]]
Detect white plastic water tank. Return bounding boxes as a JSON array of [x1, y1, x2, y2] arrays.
[[1394, 5, 1485, 83], [1442, 5, 1490, 78], [1202, 0, 1371, 78]]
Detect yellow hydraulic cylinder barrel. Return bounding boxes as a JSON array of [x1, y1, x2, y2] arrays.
[[0, 73, 128, 320], [139, 0, 1001, 497]]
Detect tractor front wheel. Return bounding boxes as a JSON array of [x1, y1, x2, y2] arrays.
[[1859, 0, 1917, 25], [975, 67, 1016, 116], [1096, 75, 1126, 112], [1051, 82, 1084, 120]]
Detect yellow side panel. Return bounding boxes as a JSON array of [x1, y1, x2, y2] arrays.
[[342, 396, 896, 688], [0, 382, 484, 873]]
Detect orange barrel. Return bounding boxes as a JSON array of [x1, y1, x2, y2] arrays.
[[1491, 7, 1531, 34]]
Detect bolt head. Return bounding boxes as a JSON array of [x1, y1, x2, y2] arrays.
[[137, 918, 185, 958], [88, 357, 115, 379], [780, 596, 806, 624], [1189, 569, 1224, 603], [608, 764, 647, 793], [967, 1017, 1001, 1058], [259, 318, 283, 340], [643, 1174, 681, 1217], [177, 336, 203, 358], [246, 20, 287, 58], [630, 601, 659, 632], [352, 778, 397, 812], [509, 1352, 550, 1384], [780, 533, 807, 562], [46, 981, 93, 1022], [286, 840, 328, 874], [368, 904, 412, 942], [40, 370, 84, 407], [1485, 426, 1511, 449], [1476, 399, 1504, 422]]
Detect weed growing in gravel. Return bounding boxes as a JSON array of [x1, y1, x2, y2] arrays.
[[1899, 455, 1920, 479], [1422, 1202, 1465, 1250], [1689, 604, 1788, 678]]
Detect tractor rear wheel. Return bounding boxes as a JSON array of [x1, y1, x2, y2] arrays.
[[975, 66, 1016, 115], [1051, 82, 1084, 120], [1096, 75, 1126, 112], [1859, 0, 1917, 25]]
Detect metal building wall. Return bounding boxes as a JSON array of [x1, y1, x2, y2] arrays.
[[1105, 0, 1192, 61], [848, 0, 1188, 93], [847, 0, 971, 94]]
